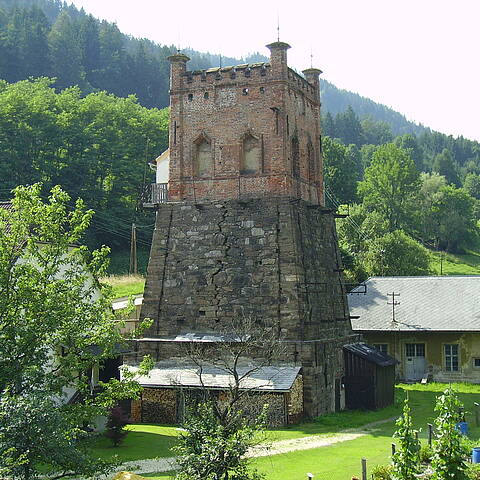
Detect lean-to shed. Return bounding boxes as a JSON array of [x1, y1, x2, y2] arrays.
[[343, 343, 396, 410]]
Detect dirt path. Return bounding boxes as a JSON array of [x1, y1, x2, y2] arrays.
[[116, 416, 398, 475]]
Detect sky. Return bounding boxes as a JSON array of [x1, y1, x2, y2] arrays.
[[69, 0, 480, 142]]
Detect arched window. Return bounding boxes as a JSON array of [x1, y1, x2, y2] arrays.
[[241, 134, 261, 174], [194, 136, 212, 177]]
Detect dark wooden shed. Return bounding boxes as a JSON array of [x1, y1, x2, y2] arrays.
[[343, 343, 396, 410]]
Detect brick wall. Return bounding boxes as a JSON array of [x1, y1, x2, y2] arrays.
[[167, 42, 323, 204]]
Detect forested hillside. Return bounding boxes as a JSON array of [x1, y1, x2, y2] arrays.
[[2, 0, 480, 277], [0, 0, 430, 137]]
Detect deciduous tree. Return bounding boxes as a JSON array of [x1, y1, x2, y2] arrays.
[[0, 184, 151, 479]]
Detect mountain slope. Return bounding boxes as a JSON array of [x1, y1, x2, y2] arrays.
[[0, 0, 428, 137]]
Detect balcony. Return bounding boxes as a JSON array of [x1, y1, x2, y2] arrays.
[[142, 183, 168, 207]]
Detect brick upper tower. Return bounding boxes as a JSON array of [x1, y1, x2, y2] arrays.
[[167, 42, 324, 204]]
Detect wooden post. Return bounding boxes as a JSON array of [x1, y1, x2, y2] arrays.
[[415, 431, 419, 441], [391, 443, 396, 456], [361, 458, 367, 480], [428, 423, 433, 446], [475, 402, 479, 427]]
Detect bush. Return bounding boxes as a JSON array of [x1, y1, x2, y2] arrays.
[[371, 464, 393, 480], [105, 406, 131, 447], [420, 444, 433, 464], [466, 464, 480, 480]]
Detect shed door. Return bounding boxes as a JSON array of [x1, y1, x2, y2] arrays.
[[405, 343, 426, 381]]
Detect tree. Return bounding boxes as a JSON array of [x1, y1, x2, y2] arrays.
[[174, 316, 284, 480], [392, 397, 421, 480], [363, 230, 431, 277], [358, 143, 420, 231], [463, 172, 480, 199], [105, 406, 131, 447], [361, 117, 393, 146], [431, 387, 469, 480], [0, 184, 151, 479], [48, 11, 89, 91], [431, 186, 477, 252], [323, 136, 360, 205], [432, 148, 460, 187], [394, 134, 424, 172], [335, 106, 364, 146]]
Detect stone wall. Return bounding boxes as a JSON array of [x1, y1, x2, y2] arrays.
[[287, 374, 304, 423], [133, 197, 359, 417]]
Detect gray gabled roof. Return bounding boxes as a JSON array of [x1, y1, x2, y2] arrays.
[[122, 362, 301, 393], [348, 276, 480, 332], [344, 343, 397, 366]]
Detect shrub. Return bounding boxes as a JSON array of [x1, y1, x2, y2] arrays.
[[105, 406, 131, 447], [371, 464, 393, 480], [420, 444, 433, 464], [431, 387, 469, 480], [467, 464, 480, 480], [392, 397, 421, 480]]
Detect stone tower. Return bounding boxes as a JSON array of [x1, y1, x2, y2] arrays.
[[133, 41, 359, 417]]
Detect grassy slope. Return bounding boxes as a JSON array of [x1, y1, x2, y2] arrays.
[[430, 250, 480, 275], [93, 383, 480, 480], [101, 274, 145, 299]]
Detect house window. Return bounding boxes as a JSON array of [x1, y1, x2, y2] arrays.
[[473, 358, 480, 368], [373, 344, 388, 354], [406, 343, 425, 357], [445, 344, 459, 372]]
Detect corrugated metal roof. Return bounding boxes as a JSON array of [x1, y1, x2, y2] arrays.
[[123, 362, 301, 392], [344, 343, 397, 366], [348, 276, 480, 332]]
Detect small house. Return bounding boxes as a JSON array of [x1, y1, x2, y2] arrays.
[[349, 276, 480, 383]]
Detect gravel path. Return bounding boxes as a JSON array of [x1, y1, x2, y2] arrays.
[[114, 416, 398, 475]]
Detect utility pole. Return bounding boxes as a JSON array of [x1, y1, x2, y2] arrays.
[[387, 292, 400, 323], [129, 223, 137, 275]]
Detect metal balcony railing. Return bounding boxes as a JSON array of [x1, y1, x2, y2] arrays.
[[143, 183, 168, 206]]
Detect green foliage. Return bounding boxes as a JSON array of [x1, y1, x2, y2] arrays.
[[359, 143, 420, 230], [466, 464, 480, 480], [0, 390, 115, 480], [105, 405, 131, 447], [433, 148, 461, 186], [431, 387, 469, 480], [464, 173, 480, 199], [371, 464, 394, 480], [0, 77, 167, 250], [0, 184, 150, 479], [363, 230, 431, 277], [419, 444, 433, 464], [392, 397, 421, 480], [174, 403, 266, 480], [323, 136, 360, 204]]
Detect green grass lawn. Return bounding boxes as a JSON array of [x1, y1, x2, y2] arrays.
[[430, 250, 480, 275], [101, 274, 145, 299], [90, 424, 179, 462], [120, 383, 480, 480]]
